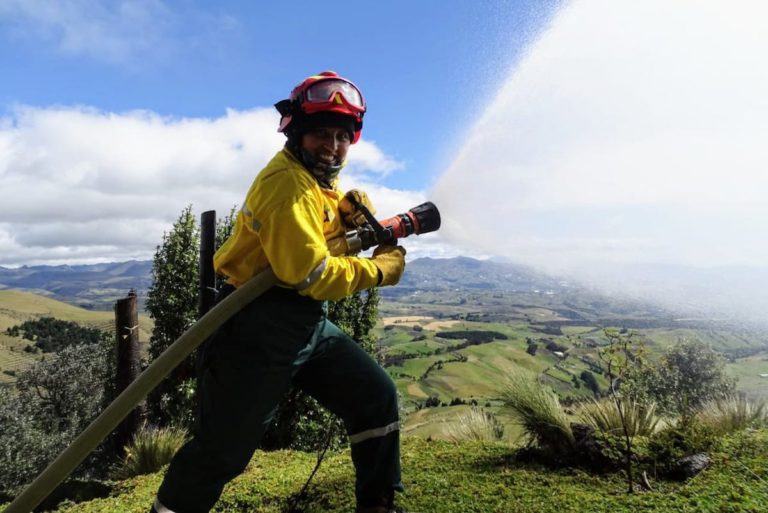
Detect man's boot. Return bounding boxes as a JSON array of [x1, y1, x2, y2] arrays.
[[356, 489, 410, 513]]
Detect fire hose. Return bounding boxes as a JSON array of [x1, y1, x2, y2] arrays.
[[4, 201, 440, 513]]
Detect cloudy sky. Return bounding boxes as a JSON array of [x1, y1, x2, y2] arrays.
[[0, 0, 553, 266], [2, 0, 768, 302]]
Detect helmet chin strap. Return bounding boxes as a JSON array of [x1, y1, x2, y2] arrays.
[[287, 140, 343, 189]]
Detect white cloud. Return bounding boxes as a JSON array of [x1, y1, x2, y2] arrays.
[[0, 105, 414, 266]]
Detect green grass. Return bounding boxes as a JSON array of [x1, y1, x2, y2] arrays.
[[113, 425, 189, 479], [12, 431, 762, 513], [727, 352, 768, 399]]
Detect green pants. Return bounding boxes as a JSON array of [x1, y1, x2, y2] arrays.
[[155, 287, 402, 513]]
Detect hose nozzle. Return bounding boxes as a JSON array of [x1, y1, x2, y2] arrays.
[[327, 201, 442, 256]]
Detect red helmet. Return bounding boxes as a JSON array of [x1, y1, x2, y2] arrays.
[[275, 71, 366, 144]]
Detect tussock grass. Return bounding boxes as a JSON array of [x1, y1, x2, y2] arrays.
[[113, 425, 188, 479], [577, 398, 661, 437], [500, 370, 574, 451], [696, 394, 768, 435], [443, 407, 505, 442]]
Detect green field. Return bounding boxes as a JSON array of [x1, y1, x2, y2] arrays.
[[727, 351, 768, 398]]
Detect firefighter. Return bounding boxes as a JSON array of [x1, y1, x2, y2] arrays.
[[150, 71, 407, 513]]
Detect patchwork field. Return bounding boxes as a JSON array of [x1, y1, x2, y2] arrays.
[[377, 298, 768, 436]]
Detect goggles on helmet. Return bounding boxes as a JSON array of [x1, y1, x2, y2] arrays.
[[302, 78, 365, 113]]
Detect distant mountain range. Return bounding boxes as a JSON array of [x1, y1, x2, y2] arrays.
[[0, 257, 569, 311], [1, 257, 766, 333], [0, 261, 153, 310]]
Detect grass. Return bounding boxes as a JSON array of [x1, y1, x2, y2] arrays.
[[404, 404, 524, 442], [500, 370, 575, 451], [443, 407, 505, 443], [113, 425, 189, 479], [7, 431, 762, 513], [577, 398, 661, 437], [696, 395, 768, 435]]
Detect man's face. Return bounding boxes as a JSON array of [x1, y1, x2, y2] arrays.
[[301, 127, 351, 166]]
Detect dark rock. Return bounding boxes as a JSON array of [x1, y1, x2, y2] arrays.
[[668, 453, 711, 481]]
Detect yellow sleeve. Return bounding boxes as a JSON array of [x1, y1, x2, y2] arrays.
[[257, 191, 380, 301]]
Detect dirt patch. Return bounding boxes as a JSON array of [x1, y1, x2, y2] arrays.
[[382, 316, 433, 326], [382, 316, 462, 331], [407, 383, 428, 398], [423, 320, 461, 330]]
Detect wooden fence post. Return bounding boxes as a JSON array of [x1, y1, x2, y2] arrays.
[[114, 289, 143, 454], [199, 210, 217, 317]]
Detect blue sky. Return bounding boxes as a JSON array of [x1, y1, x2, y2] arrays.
[[0, 0, 556, 192]]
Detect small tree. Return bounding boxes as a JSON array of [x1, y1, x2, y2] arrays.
[[327, 288, 380, 356], [625, 338, 735, 422], [598, 328, 644, 493], [145, 205, 200, 427]]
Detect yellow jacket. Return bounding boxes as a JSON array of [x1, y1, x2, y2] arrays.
[[214, 148, 380, 301]]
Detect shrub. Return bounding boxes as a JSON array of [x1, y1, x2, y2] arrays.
[[579, 370, 600, 395], [577, 398, 660, 437], [5, 317, 111, 353], [444, 407, 504, 442], [696, 394, 767, 435], [625, 338, 735, 419], [0, 340, 115, 496], [113, 425, 188, 479], [648, 420, 716, 474], [500, 370, 574, 452]]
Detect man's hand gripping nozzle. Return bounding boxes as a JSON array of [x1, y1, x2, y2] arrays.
[[327, 197, 441, 257]]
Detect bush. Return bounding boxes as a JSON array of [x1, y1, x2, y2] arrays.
[[500, 370, 574, 452], [260, 390, 346, 452], [577, 398, 660, 437], [113, 425, 188, 479], [444, 407, 504, 442], [648, 420, 717, 474], [696, 394, 767, 435], [625, 338, 735, 419], [0, 340, 115, 496]]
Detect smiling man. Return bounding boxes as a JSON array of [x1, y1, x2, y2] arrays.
[[150, 71, 408, 513]]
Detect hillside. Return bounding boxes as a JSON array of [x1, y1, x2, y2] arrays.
[[0, 290, 153, 384], [2, 257, 768, 420], [9, 432, 765, 513]]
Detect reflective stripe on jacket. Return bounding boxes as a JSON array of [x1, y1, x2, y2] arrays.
[[213, 148, 380, 300]]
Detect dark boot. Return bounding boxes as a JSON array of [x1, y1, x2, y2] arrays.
[[356, 490, 410, 513]]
